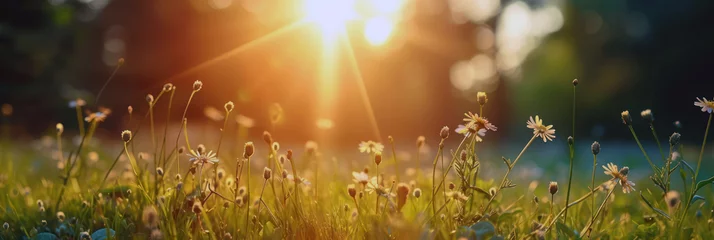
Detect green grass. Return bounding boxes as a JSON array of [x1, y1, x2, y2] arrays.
[[1, 81, 714, 239]]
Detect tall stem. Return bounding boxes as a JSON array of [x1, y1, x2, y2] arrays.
[[650, 124, 666, 163], [564, 143, 574, 222], [590, 154, 597, 230], [481, 134, 537, 215], [680, 113, 712, 228], [431, 139, 445, 216], [627, 125, 657, 173], [579, 185, 616, 237]]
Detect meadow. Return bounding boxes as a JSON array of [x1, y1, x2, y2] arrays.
[[1, 75, 713, 239]]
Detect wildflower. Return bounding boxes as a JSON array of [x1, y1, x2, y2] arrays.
[[477, 91, 488, 106], [591, 141, 600, 155], [463, 112, 498, 134], [665, 191, 680, 209], [416, 136, 426, 148], [79, 231, 90, 239], [68, 98, 86, 108], [193, 80, 203, 91], [641, 109, 654, 123], [279, 155, 286, 165], [527, 116, 556, 142], [243, 142, 255, 158], [352, 171, 369, 186], [621, 110, 632, 125], [347, 184, 357, 198], [57, 211, 65, 222], [669, 132, 681, 147], [374, 152, 382, 165], [187, 149, 219, 165], [146, 94, 154, 104], [142, 206, 159, 229], [455, 124, 487, 141], [602, 163, 635, 193], [156, 167, 164, 177], [365, 177, 389, 196], [281, 169, 288, 179], [440, 126, 450, 139], [163, 83, 173, 92], [272, 142, 280, 152], [448, 182, 455, 190], [305, 141, 318, 155], [56, 123, 64, 134], [572, 79, 579, 86], [447, 191, 468, 202], [359, 141, 384, 154], [233, 115, 254, 129], [263, 167, 272, 180], [548, 182, 558, 195], [694, 97, 714, 113], [2, 222, 8, 230], [567, 136, 574, 146], [85, 107, 111, 122], [396, 183, 410, 211], [413, 188, 422, 198]]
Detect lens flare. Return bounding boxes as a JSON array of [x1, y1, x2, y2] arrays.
[[364, 17, 395, 46]]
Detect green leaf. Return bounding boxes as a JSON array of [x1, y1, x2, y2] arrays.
[[680, 160, 695, 173], [470, 221, 496, 240], [640, 191, 671, 220], [694, 175, 714, 195], [690, 195, 705, 205]]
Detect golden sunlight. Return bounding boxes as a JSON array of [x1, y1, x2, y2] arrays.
[[364, 17, 395, 45]]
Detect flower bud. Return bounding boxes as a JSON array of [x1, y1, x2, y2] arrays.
[[56, 123, 64, 134], [440, 126, 450, 139], [413, 188, 422, 198], [163, 83, 173, 92], [374, 152, 382, 165], [263, 167, 272, 180], [640, 109, 654, 123], [121, 130, 132, 143], [243, 142, 255, 158], [193, 80, 203, 91], [591, 141, 600, 155], [621, 110, 632, 125], [567, 136, 574, 146], [347, 184, 357, 198], [224, 101, 234, 112], [669, 132, 681, 147], [572, 79, 579, 86], [263, 131, 273, 145], [146, 94, 154, 104], [477, 92, 488, 106], [549, 181, 558, 195]]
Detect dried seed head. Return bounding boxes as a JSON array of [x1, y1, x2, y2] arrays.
[[363, 167, 369, 174], [567, 136, 574, 146], [619, 166, 630, 176], [263, 131, 273, 145], [79, 231, 90, 240], [413, 188, 422, 198], [489, 187, 497, 197], [121, 130, 132, 143], [57, 211, 66, 222], [2, 222, 7, 230], [572, 79, 579, 86], [224, 101, 234, 112], [272, 142, 280, 152], [175, 174, 182, 181], [146, 94, 154, 104], [549, 182, 558, 195], [56, 123, 64, 134], [263, 167, 272, 180], [665, 191, 680, 209], [223, 201, 230, 209], [477, 92, 488, 106], [217, 168, 225, 180], [176, 182, 183, 191], [279, 155, 286, 165], [117, 58, 125, 66], [460, 150, 467, 162], [178, 146, 185, 154], [37, 200, 44, 208], [193, 80, 203, 91], [669, 132, 681, 147], [41, 220, 47, 226], [142, 206, 159, 229], [374, 152, 382, 165], [39, 207, 45, 213], [533, 196, 539, 204], [238, 186, 246, 195], [621, 110, 632, 125], [347, 184, 357, 198], [156, 167, 164, 177], [128, 105, 133, 114], [448, 182, 455, 190], [416, 136, 426, 148], [591, 141, 601, 155], [388, 135, 394, 142], [343, 204, 350, 212], [243, 142, 255, 158], [282, 169, 288, 179], [163, 83, 173, 92], [641, 109, 654, 123], [440, 126, 450, 139], [197, 144, 206, 155], [286, 149, 293, 160], [192, 201, 203, 214], [396, 183, 410, 211]]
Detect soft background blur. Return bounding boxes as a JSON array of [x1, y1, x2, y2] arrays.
[[1, 0, 713, 155]]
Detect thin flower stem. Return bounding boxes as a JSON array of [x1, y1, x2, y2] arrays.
[[680, 113, 712, 228], [175, 90, 197, 154], [579, 185, 616, 237], [375, 162, 380, 214], [481, 134, 538, 215], [650, 124, 666, 163], [590, 154, 597, 229], [545, 184, 602, 231], [627, 125, 657, 173], [256, 179, 268, 217], [389, 137, 399, 185], [431, 138, 445, 216], [564, 144, 574, 223], [75, 106, 85, 137], [423, 135, 469, 214], [245, 156, 252, 231]]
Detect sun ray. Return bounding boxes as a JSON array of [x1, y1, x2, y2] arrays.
[[342, 35, 382, 141]]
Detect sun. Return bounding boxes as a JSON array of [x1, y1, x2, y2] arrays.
[[302, 0, 358, 35]]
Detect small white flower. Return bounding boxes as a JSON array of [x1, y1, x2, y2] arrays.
[[694, 97, 714, 113], [527, 115, 556, 142], [358, 141, 384, 154], [187, 149, 219, 165]]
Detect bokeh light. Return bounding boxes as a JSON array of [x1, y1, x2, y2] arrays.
[[364, 17, 395, 45]]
